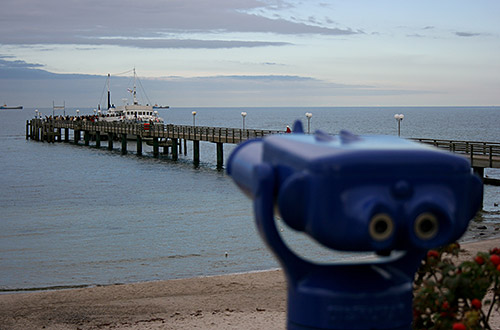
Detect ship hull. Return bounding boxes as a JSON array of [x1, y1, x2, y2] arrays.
[[0, 105, 23, 110]]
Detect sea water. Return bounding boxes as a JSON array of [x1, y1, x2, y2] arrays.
[[1, 107, 499, 291]]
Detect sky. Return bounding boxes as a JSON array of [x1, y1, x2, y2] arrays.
[[0, 0, 499, 108]]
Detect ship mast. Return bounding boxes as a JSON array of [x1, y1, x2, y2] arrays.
[[107, 73, 111, 110], [133, 68, 138, 105]]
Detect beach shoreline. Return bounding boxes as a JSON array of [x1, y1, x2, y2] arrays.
[[2, 218, 499, 295], [1, 237, 500, 330]]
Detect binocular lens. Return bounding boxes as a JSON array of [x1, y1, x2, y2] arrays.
[[414, 212, 439, 240], [369, 213, 394, 241]]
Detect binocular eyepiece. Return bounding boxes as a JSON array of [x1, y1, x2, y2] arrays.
[[369, 211, 439, 244]]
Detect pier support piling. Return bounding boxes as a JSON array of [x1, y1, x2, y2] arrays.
[[171, 139, 178, 160], [35, 122, 40, 141], [65, 128, 69, 142], [96, 131, 101, 148], [34, 122, 39, 141], [108, 133, 113, 150], [121, 134, 127, 155], [136, 136, 142, 156], [193, 140, 200, 166], [84, 131, 90, 146], [473, 167, 485, 181], [40, 123, 45, 142], [216, 142, 224, 170], [153, 137, 159, 158], [74, 130, 81, 145]]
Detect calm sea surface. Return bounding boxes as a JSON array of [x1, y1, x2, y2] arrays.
[[1, 107, 499, 291]]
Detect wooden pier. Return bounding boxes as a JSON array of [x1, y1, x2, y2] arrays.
[[26, 119, 283, 169], [26, 119, 500, 183]]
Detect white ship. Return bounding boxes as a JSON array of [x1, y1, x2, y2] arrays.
[[99, 68, 165, 124]]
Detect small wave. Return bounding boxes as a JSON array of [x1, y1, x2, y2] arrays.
[[166, 253, 202, 259], [63, 253, 205, 268], [0, 284, 90, 293]]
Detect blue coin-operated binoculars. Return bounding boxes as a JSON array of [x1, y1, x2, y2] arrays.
[[227, 121, 483, 330]]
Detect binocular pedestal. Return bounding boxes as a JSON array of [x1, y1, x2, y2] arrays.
[[287, 266, 416, 330], [254, 164, 424, 330]]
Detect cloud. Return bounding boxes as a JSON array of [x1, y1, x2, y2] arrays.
[[0, 59, 428, 107], [192, 75, 316, 82], [0, 0, 357, 49], [0, 56, 43, 69], [0, 58, 106, 80], [0, 58, 54, 79], [119, 75, 434, 107], [407, 34, 425, 38], [455, 31, 482, 37], [1, 37, 290, 49], [261, 62, 284, 66]]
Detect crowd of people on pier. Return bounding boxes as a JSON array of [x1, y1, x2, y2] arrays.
[[37, 115, 101, 122], [37, 114, 158, 124]]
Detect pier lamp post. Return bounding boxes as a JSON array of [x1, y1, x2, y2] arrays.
[[192, 111, 197, 126], [35, 109, 39, 119], [305, 112, 313, 134], [76, 109, 80, 117], [394, 113, 404, 137], [241, 112, 247, 130]]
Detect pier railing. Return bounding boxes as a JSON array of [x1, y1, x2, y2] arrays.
[[410, 138, 500, 169], [60, 120, 283, 144]]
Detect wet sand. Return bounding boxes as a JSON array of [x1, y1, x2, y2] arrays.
[[1, 236, 499, 329]]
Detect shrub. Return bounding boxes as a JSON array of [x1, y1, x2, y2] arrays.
[[413, 242, 500, 329]]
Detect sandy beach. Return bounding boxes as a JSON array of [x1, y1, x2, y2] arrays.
[[1, 235, 500, 330]]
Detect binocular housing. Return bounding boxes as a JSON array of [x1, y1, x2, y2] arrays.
[[228, 125, 482, 253]]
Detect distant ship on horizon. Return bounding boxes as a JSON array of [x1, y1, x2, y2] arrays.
[[0, 104, 23, 110]]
